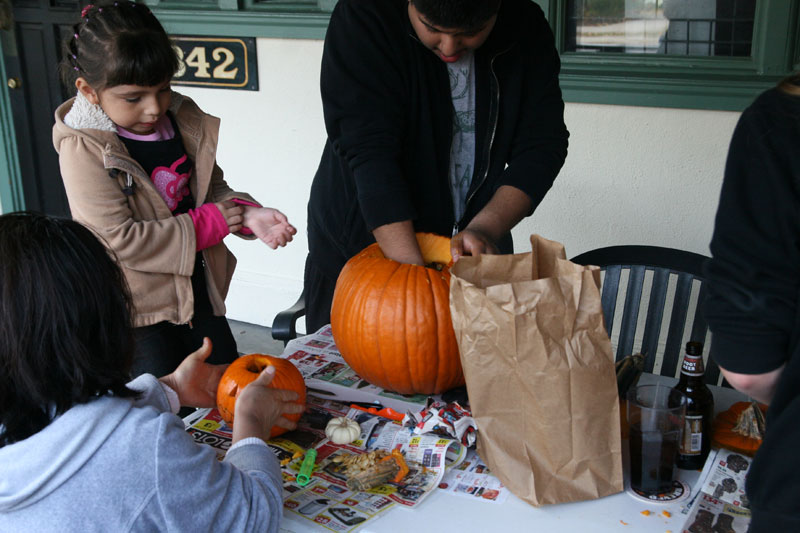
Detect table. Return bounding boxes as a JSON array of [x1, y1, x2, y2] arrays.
[[280, 373, 747, 533]]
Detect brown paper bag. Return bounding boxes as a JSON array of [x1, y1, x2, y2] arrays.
[[448, 234, 623, 506]]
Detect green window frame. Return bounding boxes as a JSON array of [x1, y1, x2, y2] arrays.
[[150, 0, 800, 112], [538, 0, 800, 111]]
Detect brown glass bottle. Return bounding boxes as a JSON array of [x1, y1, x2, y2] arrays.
[[675, 341, 715, 470]]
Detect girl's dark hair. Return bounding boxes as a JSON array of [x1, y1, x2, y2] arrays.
[[60, 1, 179, 91], [411, 0, 501, 30], [778, 72, 800, 97], [0, 212, 137, 447]]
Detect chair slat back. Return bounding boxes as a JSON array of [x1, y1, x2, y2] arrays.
[[571, 245, 726, 387], [641, 268, 670, 373]]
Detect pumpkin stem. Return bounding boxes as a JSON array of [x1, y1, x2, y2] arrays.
[[732, 400, 766, 440]]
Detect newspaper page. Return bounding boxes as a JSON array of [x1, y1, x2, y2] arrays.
[[185, 393, 466, 532], [283, 326, 435, 413], [437, 448, 510, 504], [185, 398, 399, 532], [184, 407, 231, 461], [309, 407, 467, 508], [681, 447, 753, 533]]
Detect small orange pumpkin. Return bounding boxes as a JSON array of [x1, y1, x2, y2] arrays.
[[711, 401, 767, 456], [216, 354, 306, 438], [330, 232, 464, 395]]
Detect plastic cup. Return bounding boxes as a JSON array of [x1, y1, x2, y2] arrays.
[[626, 384, 687, 496]]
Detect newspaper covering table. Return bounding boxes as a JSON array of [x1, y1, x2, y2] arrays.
[[437, 448, 510, 504], [184, 326, 521, 530], [681, 447, 753, 533], [280, 326, 435, 413], [185, 392, 467, 532]]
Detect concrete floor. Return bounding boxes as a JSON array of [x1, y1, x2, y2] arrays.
[[228, 319, 286, 356]]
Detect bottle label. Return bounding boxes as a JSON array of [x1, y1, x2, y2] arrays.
[[680, 415, 703, 455], [681, 354, 705, 377]]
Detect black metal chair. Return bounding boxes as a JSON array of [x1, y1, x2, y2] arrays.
[[570, 245, 726, 387], [271, 289, 306, 346]]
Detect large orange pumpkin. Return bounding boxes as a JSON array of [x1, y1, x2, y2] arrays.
[[216, 354, 307, 438], [330, 232, 464, 395]]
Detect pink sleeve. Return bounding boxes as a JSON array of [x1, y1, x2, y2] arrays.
[[188, 203, 230, 251], [231, 198, 260, 236]]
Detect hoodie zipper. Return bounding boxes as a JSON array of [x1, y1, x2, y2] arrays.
[[452, 45, 512, 236]]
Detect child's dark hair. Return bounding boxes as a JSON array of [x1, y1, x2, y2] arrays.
[[411, 0, 501, 30], [60, 1, 179, 91], [0, 212, 138, 447]]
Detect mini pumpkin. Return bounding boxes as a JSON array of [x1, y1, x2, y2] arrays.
[[216, 353, 307, 438], [330, 233, 464, 395], [325, 417, 361, 444], [712, 401, 767, 456]]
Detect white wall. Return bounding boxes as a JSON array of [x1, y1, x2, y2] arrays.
[[178, 37, 741, 331]]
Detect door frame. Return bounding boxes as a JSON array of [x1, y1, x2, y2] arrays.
[[0, 32, 24, 214]]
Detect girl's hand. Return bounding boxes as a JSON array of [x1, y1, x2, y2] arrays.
[[215, 200, 245, 234], [159, 338, 227, 408], [231, 365, 306, 443], [242, 206, 297, 249]]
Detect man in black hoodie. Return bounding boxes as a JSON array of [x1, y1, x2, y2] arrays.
[[705, 74, 800, 531], [305, 0, 569, 331]]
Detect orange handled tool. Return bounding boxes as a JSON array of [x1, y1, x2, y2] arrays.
[[350, 404, 405, 422]]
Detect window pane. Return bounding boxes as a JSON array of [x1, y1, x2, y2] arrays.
[[565, 0, 756, 56]]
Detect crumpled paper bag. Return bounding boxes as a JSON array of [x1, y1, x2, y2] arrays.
[[448, 234, 623, 506]]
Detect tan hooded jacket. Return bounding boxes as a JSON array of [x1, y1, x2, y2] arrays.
[[53, 91, 257, 327]]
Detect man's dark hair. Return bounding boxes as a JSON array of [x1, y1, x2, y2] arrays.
[[60, 0, 179, 90], [0, 212, 138, 447], [778, 72, 800, 96], [411, 0, 501, 30]]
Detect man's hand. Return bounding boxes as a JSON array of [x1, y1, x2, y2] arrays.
[[242, 206, 297, 248], [452, 185, 532, 262], [232, 366, 306, 444], [159, 337, 227, 408], [450, 228, 499, 262]]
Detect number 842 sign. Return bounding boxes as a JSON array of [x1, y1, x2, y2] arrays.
[[171, 36, 259, 91]]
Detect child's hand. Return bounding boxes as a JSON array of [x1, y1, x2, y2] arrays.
[[159, 338, 227, 408], [215, 200, 245, 234], [242, 206, 297, 249], [232, 365, 306, 443]]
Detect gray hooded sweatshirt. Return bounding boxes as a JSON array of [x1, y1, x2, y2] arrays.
[[0, 374, 283, 532]]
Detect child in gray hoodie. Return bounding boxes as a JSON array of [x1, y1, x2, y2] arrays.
[[0, 212, 304, 532]]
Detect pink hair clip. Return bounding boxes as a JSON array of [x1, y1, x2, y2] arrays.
[[80, 4, 95, 18]]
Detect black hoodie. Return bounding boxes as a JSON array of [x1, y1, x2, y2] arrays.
[[307, 0, 569, 280], [705, 87, 800, 531]]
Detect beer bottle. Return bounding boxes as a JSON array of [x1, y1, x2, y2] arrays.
[[675, 341, 715, 469]]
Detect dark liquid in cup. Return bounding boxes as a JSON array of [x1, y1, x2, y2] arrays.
[[629, 422, 681, 495]]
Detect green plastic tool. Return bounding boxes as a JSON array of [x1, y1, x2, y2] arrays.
[[296, 448, 317, 486]]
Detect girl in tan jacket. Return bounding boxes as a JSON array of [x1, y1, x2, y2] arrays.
[[52, 1, 296, 378]]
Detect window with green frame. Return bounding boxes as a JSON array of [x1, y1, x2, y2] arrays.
[[542, 0, 800, 110], [149, 0, 799, 111]]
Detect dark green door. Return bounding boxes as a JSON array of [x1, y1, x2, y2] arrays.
[[2, 0, 82, 216]]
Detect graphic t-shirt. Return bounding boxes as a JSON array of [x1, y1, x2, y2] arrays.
[[447, 51, 476, 223], [118, 113, 194, 214]]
